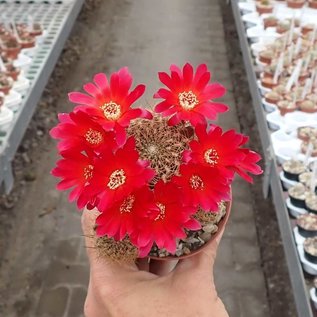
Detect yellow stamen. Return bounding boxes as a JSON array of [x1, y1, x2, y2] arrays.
[[101, 101, 121, 120], [178, 91, 199, 110], [107, 169, 126, 190]]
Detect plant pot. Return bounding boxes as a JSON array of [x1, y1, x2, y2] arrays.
[[30, 24, 43, 37], [148, 200, 232, 260], [5, 66, 20, 81], [287, 0, 305, 8], [282, 160, 306, 182], [277, 101, 296, 116], [308, 0, 317, 9], [264, 17, 278, 29], [297, 127, 317, 142], [304, 237, 317, 264], [297, 214, 317, 237], [0, 80, 13, 95], [1, 44, 21, 60], [256, 4, 274, 15], [18, 37, 36, 49], [261, 77, 278, 89]]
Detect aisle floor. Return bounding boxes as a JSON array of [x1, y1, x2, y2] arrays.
[[0, 0, 270, 316]]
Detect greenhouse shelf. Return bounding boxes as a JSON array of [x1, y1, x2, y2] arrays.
[[231, 1, 314, 317], [0, 0, 84, 192]]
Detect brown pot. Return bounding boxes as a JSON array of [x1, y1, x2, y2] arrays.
[[256, 4, 274, 15], [261, 77, 278, 89], [1, 44, 21, 60], [299, 107, 317, 113], [286, 0, 305, 8], [265, 94, 280, 104], [19, 38, 36, 49], [259, 54, 273, 64], [277, 101, 296, 116], [0, 84, 12, 95], [148, 200, 232, 261], [302, 25, 314, 35], [6, 70, 20, 81], [308, 0, 317, 9], [264, 18, 278, 29]]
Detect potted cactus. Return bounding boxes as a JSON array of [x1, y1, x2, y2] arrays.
[[50, 64, 262, 261]]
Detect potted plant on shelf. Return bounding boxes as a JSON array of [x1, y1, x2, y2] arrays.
[[50, 64, 262, 261], [0, 73, 12, 95], [286, 0, 306, 8], [256, 0, 274, 15], [308, 0, 317, 9], [0, 37, 21, 59]]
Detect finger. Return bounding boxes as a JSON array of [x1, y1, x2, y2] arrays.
[[81, 207, 101, 265], [136, 258, 150, 271], [149, 259, 179, 276]]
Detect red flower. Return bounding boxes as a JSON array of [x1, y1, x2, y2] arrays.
[[232, 149, 263, 183], [95, 186, 157, 241], [184, 124, 262, 183], [51, 151, 96, 209], [131, 181, 200, 256], [50, 111, 117, 152], [68, 67, 152, 146], [87, 138, 156, 211], [154, 63, 228, 126], [172, 163, 230, 212]]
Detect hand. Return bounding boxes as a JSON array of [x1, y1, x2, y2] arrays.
[[82, 208, 229, 317]]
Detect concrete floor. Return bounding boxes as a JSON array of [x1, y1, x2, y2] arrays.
[[0, 0, 270, 316]]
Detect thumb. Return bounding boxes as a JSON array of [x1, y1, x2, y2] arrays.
[[81, 207, 101, 265]]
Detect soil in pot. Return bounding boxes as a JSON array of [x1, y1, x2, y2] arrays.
[[18, 34, 36, 49], [299, 171, 313, 187], [277, 100, 296, 116], [283, 159, 306, 181], [304, 237, 317, 264], [288, 183, 307, 208], [306, 192, 317, 214], [0, 74, 12, 95], [299, 100, 317, 113], [297, 127, 317, 142], [30, 23, 43, 37], [256, 1, 274, 14], [297, 213, 317, 237], [265, 91, 281, 104], [1, 37, 21, 59], [301, 139, 317, 157]]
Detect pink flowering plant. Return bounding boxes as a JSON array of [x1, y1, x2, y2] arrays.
[[51, 63, 262, 260]]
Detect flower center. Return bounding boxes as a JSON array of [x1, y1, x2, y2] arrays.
[[204, 148, 219, 166], [83, 165, 94, 180], [85, 128, 103, 145], [154, 202, 166, 221], [107, 169, 126, 190], [148, 144, 158, 154], [178, 91, 199, 110], [120, 195, 135, 214], [101, 101, 121, 120], [190, 175, 204, 190]]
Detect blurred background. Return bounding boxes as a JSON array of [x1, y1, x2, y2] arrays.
[[1, 0, 316, 316]]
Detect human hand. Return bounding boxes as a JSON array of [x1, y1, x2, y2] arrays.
[[82, 208, 229, 317]]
